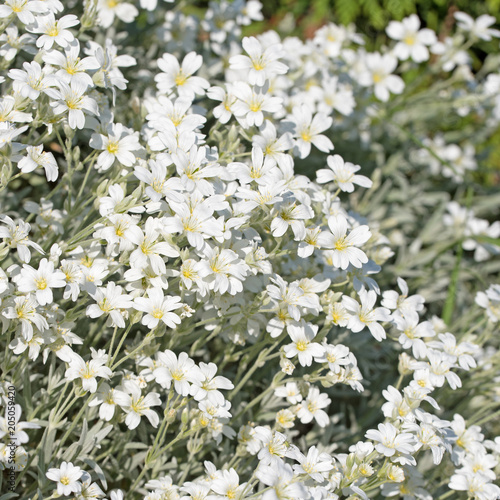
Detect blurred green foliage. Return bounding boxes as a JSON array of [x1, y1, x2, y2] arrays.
[[250, 0, 500, 39]]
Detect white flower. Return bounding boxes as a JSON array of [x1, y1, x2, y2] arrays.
[[18, 145, 59, 181], [153, 350, 203, 396], [0, 25, 36, 61], [365, 422, 416, 458], [190, 362, 233, 405], [296, 386, 331, 427], [210, 468, 247, 500], [256, 462, 307, 500], [475, 284, 500, 323], [90, 122, 141, 171], [2, 294, 48, 340], [283, 320, 324, 367], [128, 218, 179, 274], [207, 85, 236, 124], [0, 0, 47, 25], [16, 258, 66, 305], [381, 277, 425, 314], [288, 104, 334, 159], [198, 246, 249, 295], [342, 289, 391, 341], [316, 154, 372, 192], [86, 282, 133, 328], [274, 382, 303, 404], [155, 51, 209, 98], [47, 80, 99, 129], [88, 383, 117, 421], [386, 14, 437, 62], [0, 404, 40, 444], [454, 12, 500, 41], [449, 471, 500, 500], [97, 0, 139, 28], [113, 380, 161, 430], [46, 461, 83, 497], [254, 426, 297, 465], [64, 349, 112, 393], [231, 82, 282, 127], [43, 40, 95, 88], [133, 288, 182, 329], [271, 199, 313, 240], [230, 36, 288, 86], [27, 13, 79, 50], [294, 446, 334, 482], [325, 214, 371, 269], [359, 53, 404, 102], [0, 215, 43, 263], [393, 310, 435, 358], [252, 120, 293, 168], [8, 60, 55, 100]]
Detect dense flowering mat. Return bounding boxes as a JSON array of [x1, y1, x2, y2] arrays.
[[0, 1, 500, 499]]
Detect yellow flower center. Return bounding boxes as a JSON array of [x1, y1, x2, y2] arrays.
[[48, 26, 59, 37], [296, 340, 308, 351], [252, 61, 264, 71], [152, 308, 164, 319], [249, 102, 261, 112], [300, 131, 312, 142], [60, 476, 71, 485], [404, 34, 416, 46], [106, 141, 120, 154], [175, 71, 188, 86], [35, 278, 48, 290], [334, 238, 348, 251]]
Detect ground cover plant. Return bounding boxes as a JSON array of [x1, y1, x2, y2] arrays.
[[0, 0, 500, 499]]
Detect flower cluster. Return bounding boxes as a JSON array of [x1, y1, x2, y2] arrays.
[[0, 1, 499, 499]]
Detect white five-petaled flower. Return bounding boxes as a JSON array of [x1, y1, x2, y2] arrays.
[[90, 122, 141, 171], [18, 145, 59, 181], [454, 11, 500, 41], [96, 0, 139, 28], [46, 461, 83, 497], [293, 446, 334, 482], [153, 350, 203, 396], [296, 386, 331, 428], [231, 82, 282, 128], [342, 289, 391, 341], [288, 104, 334, 159], [256, 462, 308, 500], [47, 80, 99, 129], [198, 246, 249, 295], [317, 154, 372, 192], [43, 40, 96, 88], [86, 282, 133, 328], [133, 287, 182, 329], [64, 349, 112, 394], [365, 422, 416, 458], [386, 14, 437, 62], [113, 379, 161, 430], [27, 13, 79, 50], [155, 51, 209, 99], [359, 53, 405, 102], [325, 214, 371, 269], [0, 0, 47, 26], [8, 60, 55, 100], [16, 257, 66, 305], [230, 36, 288, 86], [283, 320, 325, 367], [0, 215, 43, 263], [190, 362, 234, 405]]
